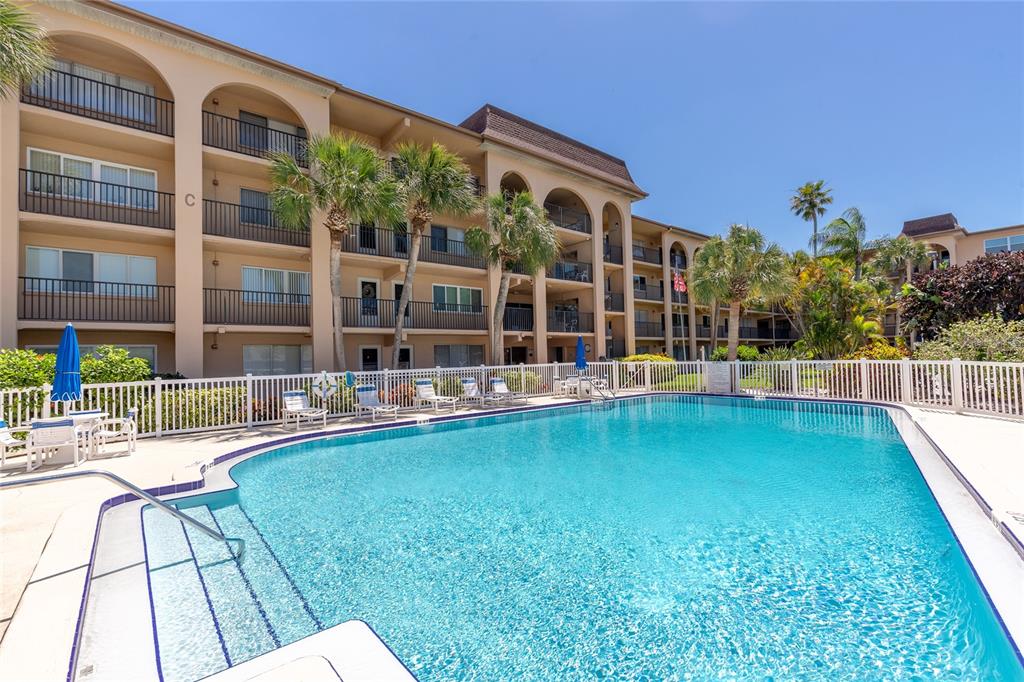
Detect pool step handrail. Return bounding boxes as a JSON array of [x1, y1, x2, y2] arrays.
[[0, 469, 246, 559], [581, 376, 614, 402]]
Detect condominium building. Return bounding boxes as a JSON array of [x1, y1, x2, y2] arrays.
[[0, 0, 790, 377]]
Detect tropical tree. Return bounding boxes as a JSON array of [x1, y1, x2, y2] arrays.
[[790, 180, 832, 257], [0, 0, 51, 99], [389, 141, 479, 368], [867, 235, 928, 337], [689, 224, 790, 361], [270, 134, 402, 370], [465, 192, 559, 365], [814, 207, 870, 280]]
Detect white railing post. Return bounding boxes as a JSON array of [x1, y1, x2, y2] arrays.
[[611, 361, 619, 392], [951, 358, 964, 413], [643, 361, 652, 391], [900, 358, 912, 405], [42, 383, 51, 418], [245, 373, 254, 430], [520, 363, 527, 394], [789, 360, 798, 397], [154, 377, 163, 437], [731, 361, 739, 394], [859, 358, 869, 401]]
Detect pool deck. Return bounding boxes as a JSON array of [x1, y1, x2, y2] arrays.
[[0, 395, 1022, 680]]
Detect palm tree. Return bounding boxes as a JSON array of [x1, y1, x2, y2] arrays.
[[0, 0, 51, 99], [270, 134, 402, 370], [689, 224, 790, 361], [867, 235, 929, 338], [844, 314, 882, 353], [790, 180, 833, 257], [465, 192, 559, 365], [815, 207, 870, 280], [389, 141, 479, 368]]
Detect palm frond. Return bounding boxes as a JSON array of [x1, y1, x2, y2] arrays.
[[0, 0, 51, 99]]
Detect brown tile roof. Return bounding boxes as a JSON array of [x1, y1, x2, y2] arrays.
[[902, 213, 960, 237], [460, 104, 645, 197]]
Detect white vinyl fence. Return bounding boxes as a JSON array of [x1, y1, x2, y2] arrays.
[[1, 359, 1021, 437]]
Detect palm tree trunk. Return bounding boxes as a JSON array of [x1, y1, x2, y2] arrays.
[[709, 299, 720, 347], [812, 215, 818, 257], [391, 223, 423, 368], [491, 272, 511, 365], [329, 230, 346, 370], [727, 304, 741, 361]]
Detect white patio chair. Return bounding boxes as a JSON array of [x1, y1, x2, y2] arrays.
[[281, 390, 328, 430], [91, 407, 138, 455], [460, 377, 501, 407], [414, 379, 458, 413], [26, 418, 86, 471], [0, 420, 28, 469], [355, 385, 399, 422], [488, 377, 528, 405]]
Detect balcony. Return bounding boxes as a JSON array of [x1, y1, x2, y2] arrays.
[[203, 289, 309, 326], [635, 321, 664, 337], [603, 244, 623, 265], [632, 245, 662, 265], [606, 338, 626, 358], [548, 310, 594, 333], [203, 200, 310, 247], [604, 292, 624, 312], [672, 325, 685, 337], [18, 277, 174, 323], [339, 226, 485, 269], [717, 326, 774, 340], [669, 256, 687, 270], [504, 308, 534, 332], [633, 286, 663, 302], [547, 260, 592, 283], [696, 325, 712, 338], [884, 324, 898, 336], [341, 298, 487, 330], [671, 291, 688, 304], [19, 169, 174, 229], [202, 111, 308, 167], [544, 202, 591, 234], [22, 68, 174, 136]]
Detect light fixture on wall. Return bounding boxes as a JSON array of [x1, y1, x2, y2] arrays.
[[211, 178, 219, 187]]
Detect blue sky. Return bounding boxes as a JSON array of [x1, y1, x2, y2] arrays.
[[126, 1, 1023, 251]]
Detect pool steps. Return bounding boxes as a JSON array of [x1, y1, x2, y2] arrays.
[[143, 504, 322, 681]]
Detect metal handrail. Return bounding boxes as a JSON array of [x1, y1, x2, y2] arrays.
[[0, 470, 245, 559]]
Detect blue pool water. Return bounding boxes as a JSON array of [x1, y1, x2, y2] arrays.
[[144, 396, 1023, 680]]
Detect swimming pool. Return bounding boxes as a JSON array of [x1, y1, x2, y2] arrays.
[[143, 395, 1023, 680]]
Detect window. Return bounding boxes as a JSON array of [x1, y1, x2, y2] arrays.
[[396, 347, 413, 370], [984, 235, 1024, 254], [242, 344, 312, 375], [432, 284, 482, 312], [25, 246, 156, 294], [633, 275, 647, 290], [238, 110, 306, 157], [27, 148, 157, 208], [433, 344, 484, 368], [241, 266, 309, 303], [32, 59, 156, 122], [430, 225, 466, 254], [27, 344, 157, 371]]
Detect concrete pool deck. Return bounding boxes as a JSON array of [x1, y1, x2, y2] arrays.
[[0, 395, 1022, 680]]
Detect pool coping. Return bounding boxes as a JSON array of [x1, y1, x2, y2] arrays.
[[71, 393, 1024, 679]]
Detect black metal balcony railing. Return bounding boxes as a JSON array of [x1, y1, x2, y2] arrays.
[[884, 324, 898, 336], [338, 226, 485, 269], [19, 169, 174, 229], [715, 325, 773, 340], [606, 339, 626, 359], [18, 277, 174, 323], [696, 325, 712, 338], [604, 244, 623, 264], [671, 291, 688, 304], [22, 68, 174, 136], [203, 289, 309, 326], [544, 202, 592, 234], [202, 111, 308, 167], [632, 245, 662, 265], [503, 308, 534, 332], [672, 325, 685, 337], [341, 298, 487, 330], [507, 261, 530, 275], [547, 260, 592, 283], [634, 321, 664, 337], [633, 286, 663, 302], [605, 292, 624, 312], [203, 200, 310, 247], [548, 310, 594, 333], [669, 257, 687, 270]]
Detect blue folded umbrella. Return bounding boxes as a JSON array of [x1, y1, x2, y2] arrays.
[[575, 335, 588, 371], [51, 323, 82, 403]]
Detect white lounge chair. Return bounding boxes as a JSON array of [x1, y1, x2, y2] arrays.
[[460, 377, 501, 407], [355, 385, 399, 422], [414, 379, 457, 413], [26, 417, 87, 471], [91, 407, 138, 455], [282, 390, 328, 430], [0, 420, 27, 469], [488, 376, 528, 405]]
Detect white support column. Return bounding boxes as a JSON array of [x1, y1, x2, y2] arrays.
[[533, 271, 548, 363], [660, 233, 673, 355], [0, 96, 20, 349], [592, 220, 606, 360], [173, 93, 205, 378], [622, 213, 637, 355]]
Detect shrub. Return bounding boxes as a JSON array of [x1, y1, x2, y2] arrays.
[[497, 370, 540, 393], [710, 345, 760, 361], [155, 386, 248, 431], [0, 348, 55, 389], [619, 353, 674, 363], [900, 251, 1024, 338], [914, 315, 1024, 362], [385, 383, 416, 407], [757, 346, 806, 361], [654, 373, 703, 391], [842, 339, 907, 360], [435, 376, 464, 397], [81, 345, 151, 384]]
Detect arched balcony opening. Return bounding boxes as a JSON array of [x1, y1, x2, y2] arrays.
[[602, 202, 623, 265], [499, 171, 530, 197], [544, 188, 592, 236], [202, 84, 309, 167]]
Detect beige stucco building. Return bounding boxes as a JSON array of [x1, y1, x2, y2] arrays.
[[1, 0, 793, 377]]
